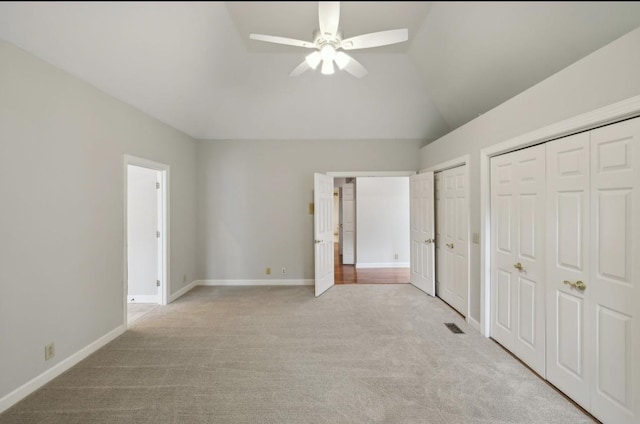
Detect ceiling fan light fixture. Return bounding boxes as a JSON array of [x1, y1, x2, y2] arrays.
[[334, 51, 350, 70], [320, 44, 336, 62], [321, 59, 335, 75], [305, 51, 322, 69], [248, 2, 409, 78]]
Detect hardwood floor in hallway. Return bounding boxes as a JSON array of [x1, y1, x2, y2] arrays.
[[334, 242, 410, 284]]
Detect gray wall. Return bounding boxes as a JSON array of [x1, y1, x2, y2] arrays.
[[419, 27, 640, 324], [196, 139, 422, 281], [0, 40, 198, 401]]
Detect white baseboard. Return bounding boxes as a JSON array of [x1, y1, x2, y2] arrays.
[[355, 262, 410, 269], [127, 295, 158, 304], [0, 324, 126, 414], [169, 280, 199, 303], [468, 316, 481, 333], [199, 279, 314, 286]]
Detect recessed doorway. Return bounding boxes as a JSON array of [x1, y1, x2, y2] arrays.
[[124, 155, 169, 326], [332, 175, 410, 285]]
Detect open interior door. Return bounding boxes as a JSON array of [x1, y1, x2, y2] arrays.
[[410, 171, 435, 295], [341, 182, 355, 264], [314, 173, 334, 297]]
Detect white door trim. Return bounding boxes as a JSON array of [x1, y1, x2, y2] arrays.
[[479, 94, 640, 337], [123, 155, 170, 328], [419, 154, 469, 174], [327, 171, 416, 177]]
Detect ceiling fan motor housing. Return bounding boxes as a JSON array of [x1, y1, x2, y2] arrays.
[[313, 29, 343, 49]]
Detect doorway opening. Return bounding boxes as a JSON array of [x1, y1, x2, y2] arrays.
[[124, 155, 169, 326], [331, 174, 411, 285]]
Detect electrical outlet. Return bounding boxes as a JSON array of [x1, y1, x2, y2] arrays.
[[281, 267, 287, 275], [183, 274, 187, 284], [266, 267, 271, 275], [394, 253, 399, 260], [472, 233, 480, 244], [44, 343, 55, 361]]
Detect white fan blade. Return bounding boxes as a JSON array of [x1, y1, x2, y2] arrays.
[[250, 34, 315, 49], [340, 53, 368, 78], [341, 29, 408, 50], [319, 2, 340, 38], [305, 51, 322, 69], [290, 60, 311, 77]]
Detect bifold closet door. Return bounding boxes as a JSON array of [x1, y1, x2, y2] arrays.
[[589, 117, 639, 424], [490, 144, 546, 377], [545, 132, 591, 408]]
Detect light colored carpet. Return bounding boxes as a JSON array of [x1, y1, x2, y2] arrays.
[[0, 285, 595, 424], [127, 303, 159, 325]]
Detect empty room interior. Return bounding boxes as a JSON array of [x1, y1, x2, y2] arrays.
[[1, 2, 639, 423]]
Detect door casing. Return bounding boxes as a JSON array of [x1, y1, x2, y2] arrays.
[[123, 155, 170, 327]]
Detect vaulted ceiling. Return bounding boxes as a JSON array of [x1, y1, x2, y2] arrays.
[[1, 2, 639, 143]]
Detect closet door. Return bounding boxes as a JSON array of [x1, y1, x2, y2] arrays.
[[490, 144, 546, 376], [545, 132, 591, 407], [439, 165, 468, 316], [589, 117, 639, 424], [435, 172, 444, 296]]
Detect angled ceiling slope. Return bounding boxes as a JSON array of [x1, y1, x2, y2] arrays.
[[409, 1, 640, 130], [0, 2, 639, 142]]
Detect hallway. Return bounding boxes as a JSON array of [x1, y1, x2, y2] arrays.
[[334, 242, 410, 284]]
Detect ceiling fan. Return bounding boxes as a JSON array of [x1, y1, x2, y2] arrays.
[[249, 2, 408, 78]]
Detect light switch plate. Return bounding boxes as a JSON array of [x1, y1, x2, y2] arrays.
[[472, 233, 480, 244]]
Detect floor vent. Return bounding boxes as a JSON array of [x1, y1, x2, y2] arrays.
[[444, 323, 464, 334]]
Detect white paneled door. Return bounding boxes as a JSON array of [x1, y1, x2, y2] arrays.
[[410, 172, 435, 296], [490, 144, 546, 377], [545, 132, 591, 407], [314, 173, 334, 297], [437, 165, 468, 316], [127, 165, 161, 304], [435, 173, 443, 296], [589, 118, 639, 424], [341, 182, 355, 265], [493, 116, 639, 423]]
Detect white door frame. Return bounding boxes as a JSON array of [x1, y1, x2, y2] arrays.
[[419, 155, 473, 329], [123, 155, 170, 326], [479, 95, 640, 337]]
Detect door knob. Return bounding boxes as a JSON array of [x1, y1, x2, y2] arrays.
[[446, 243, 454, 249], [425, 238, 434, 244], [563, 280, 587, 291], [314, 240, 322, 244], [514, 262, 523, 271]]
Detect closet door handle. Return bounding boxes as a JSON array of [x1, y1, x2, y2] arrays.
[[446, 243, 454, 249], [514, 262, 524, 271], [564, 280, 587, 291]]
